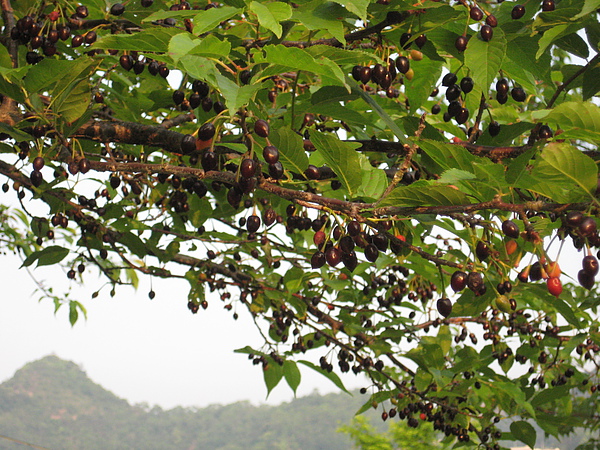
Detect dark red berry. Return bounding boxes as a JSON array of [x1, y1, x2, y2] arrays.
[[476, 241, 490, 260], [120, 54, 133, 71], [511, 87, 526, 102], [486, 15, 498, 27], [512, 5, 526, 19], [502, 220, 520, 238], [173, 90, 185, 105], [480, 25, 493, 41], [437, 298, 452, 318], [538, 125, 553, 139], [240, 158, 258, 178], [304, 165, 320, 180], [489, 121, 501, 137], [578, 270, 595, 290], [442, 72, 457, 87], [579, 217, 597, 237], [246, 214, 261, 233], [415, 34, 427, 48], [364, 244, 379, 262], [254, 119, 270, 138], [460, 77, 474, 93], [582, 255, 599, 276], [326, 247, 342, 266], [451, 270, 468, 292], [395, 56, 410, 74], [198, 122, 216, 141], [541, 0, 555, 12], [263, 145, 279, 164], [181, 135, 197, 154], [311, 251, 326, 269], [400, 32, 412, 49], [470, 7, 483, 21], [32, 156, 45, 171], [110, 3, 125, 15]]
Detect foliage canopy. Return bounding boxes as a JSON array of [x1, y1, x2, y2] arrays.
[[1, 0, 600, 448]]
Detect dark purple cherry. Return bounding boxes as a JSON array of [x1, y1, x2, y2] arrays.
[[541, 0, 555, 12], [579, 217, 597, 237], [400, 32, 412, 49], [451, 270, 468, 292], [372, 233, 388, 252], [437, 298, 452, 318], [181, 135, 197, 154], [263, 145, 279, 164], [538, 125, 553, 139], [578, 270, 595, 290], [30, 170, 43, 187], [246, 214, 261, 233], [502, 220, 520, 238], [311, 251, 326, 269], [342, 250, 358, 272], [480, 25, 493, 41], [110, 3, 125, 15], [326, 246, 342, 267], [486, 15, 498, 27], [512, 5, 525, 19], [582, 255, 599, 276], [489, 121, 501, 137], [455, 35, 468, 52], [173, 90, 185, 105], [304, 165, 320, 180], [470, 7, 483, 21], [269, 162, 284, 179], [476, 241, 490, 260], [511, 87, 526, 102], [442, 72, 457, 87], [395, 56, 410, 74], [467, 272, 484, 292], [202, 151, 218, 171], [415, 34, 427, 48], [198, 122, 216, 141], [120, 54, 133, 71], [347, 220, 361, 236], [364, 244, 379, 262], [455, 107, 469, 124], [240, 158, 258, 179], [254, 120, 270, 138]]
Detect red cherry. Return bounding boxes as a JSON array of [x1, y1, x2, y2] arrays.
[[547, 277, 562, 297]]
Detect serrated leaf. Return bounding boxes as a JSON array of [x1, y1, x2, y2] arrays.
[[573, 0, 600, 20], [311, 132, 362, 197], [188, 7, 243, 35], [53, 78, 91, 123], [293, 1, 347, 44], [543, 101, 600, 141], [405, 58, 443, 113], [333, 0, 367, 20], [378, 181, 472, 207], [417, 139, 480, 173], [261, 45, 346, 87], [465, 27, 506, 91], [215, 73, 263, 113], [269, 127, 308, 176], [94, 28, 182, 52], [250, 1, 291, 38], [510, 421, 537, 449], [283, 360, 301, 395], [298, 360, 350, 394]]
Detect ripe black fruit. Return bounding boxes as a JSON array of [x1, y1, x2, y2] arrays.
[[431, 104, 441, 115], [480, 25, 493, 41], [239, 69, 252, 85], [442, 72, 457, 87], [455, 107, 469, 124], [451, 270, 468, 292], [456, 35, 468, 52], [326, 247, 342, 266], [579, 217, 597, 237], [246, 214, 261, 233], [400, 32, 412, 49], [511, 5, 525, 19], [467, 272, 484, 292], [110, 176, 121, 189], [470, 7, 483, 21], [445, 85, 461, 101], [351, 65, 362, 81], [541, 0, 555, 12], [30, 170, 43, 187], [304, 165, 320, 180], [254, 119, 270, 138], [460, 77, 474, 93], [566, 211, 584, 227], [181, 134, 197, 154], [120, 54, 133, 71], [448, 101, 461, 117], [192, 80, 210, 97], [578, 270, 595, 290], [359, 66, 371, 84], [311, 251, 326, 269], [342, 250, 358, 271], [198, 122, 216, 141], [33, 156, 44, 171], [110, 3, 125, 15], [172, 90, 185, 105], [511, 87, 526, 102], [269, 161, 284, 179], [158, 65, 170, 78], [263, 145, 279, 164], [201, 151, 218, 171], [415, 34, 427, 48], [437, 298, 452, 318], [78, 158, 90, 174], [240, 158, 258, 178], [489, 121, 501, 137], [496, 78, 509, 96], [486, 15, 498, 27], [582, 255, 599, 276], [364, 244, 379, 262], [538, 125, 553, 139], [372, 233, 388, 252], [502, 220, 520, 238], [476, 241, 490, 260], [347, 220, 361, 236], [395, 56, 410, 74], [147, 60, 159, 75]]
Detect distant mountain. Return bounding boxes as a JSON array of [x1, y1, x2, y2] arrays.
[[0, 355, 373, 450]]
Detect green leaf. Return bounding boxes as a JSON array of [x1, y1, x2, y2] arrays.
[[263, 359, 284, 397], [293, 2, 347, 45], [94, 28, 182, 52], [417, 139, 480, 173], [215, 73, 264, 113], [510, 421, 537, 449], [332, 0, 367, 20], [556, 32, 589, 58], [250, 1, 292, 38], [192, 6, 243, 35], [465, 27, 506, 92], [283, 266, 305, 293], [53, 78, 91, 123], [69, 301, 79, 326], [21, 245, 70, 268], [405, 58, 443, 113], [378, 181, 472, 207], [542, 101, 600, 142], [523, 142, 597, 203], [260, 45, 346, 87], [268, 127, 308, 176], [298, 360, 350, 394], [310, 132, 362, 197], [583, 66, 600, 101], [283, 360, 301, 395], [120, 231, 148, 258], [573, 0, 600, 20]]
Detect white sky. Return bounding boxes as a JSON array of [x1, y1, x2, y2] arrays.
[[0, 249, 364, 409]]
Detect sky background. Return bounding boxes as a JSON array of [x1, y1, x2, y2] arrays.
[[0, 248, 364, 409]]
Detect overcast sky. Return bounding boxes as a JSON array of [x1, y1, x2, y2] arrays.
[[0, 249, 364, 409]]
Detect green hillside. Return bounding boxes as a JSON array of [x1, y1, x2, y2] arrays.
[[0, 356, 587, 450], [0, 356, 372, 450]]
